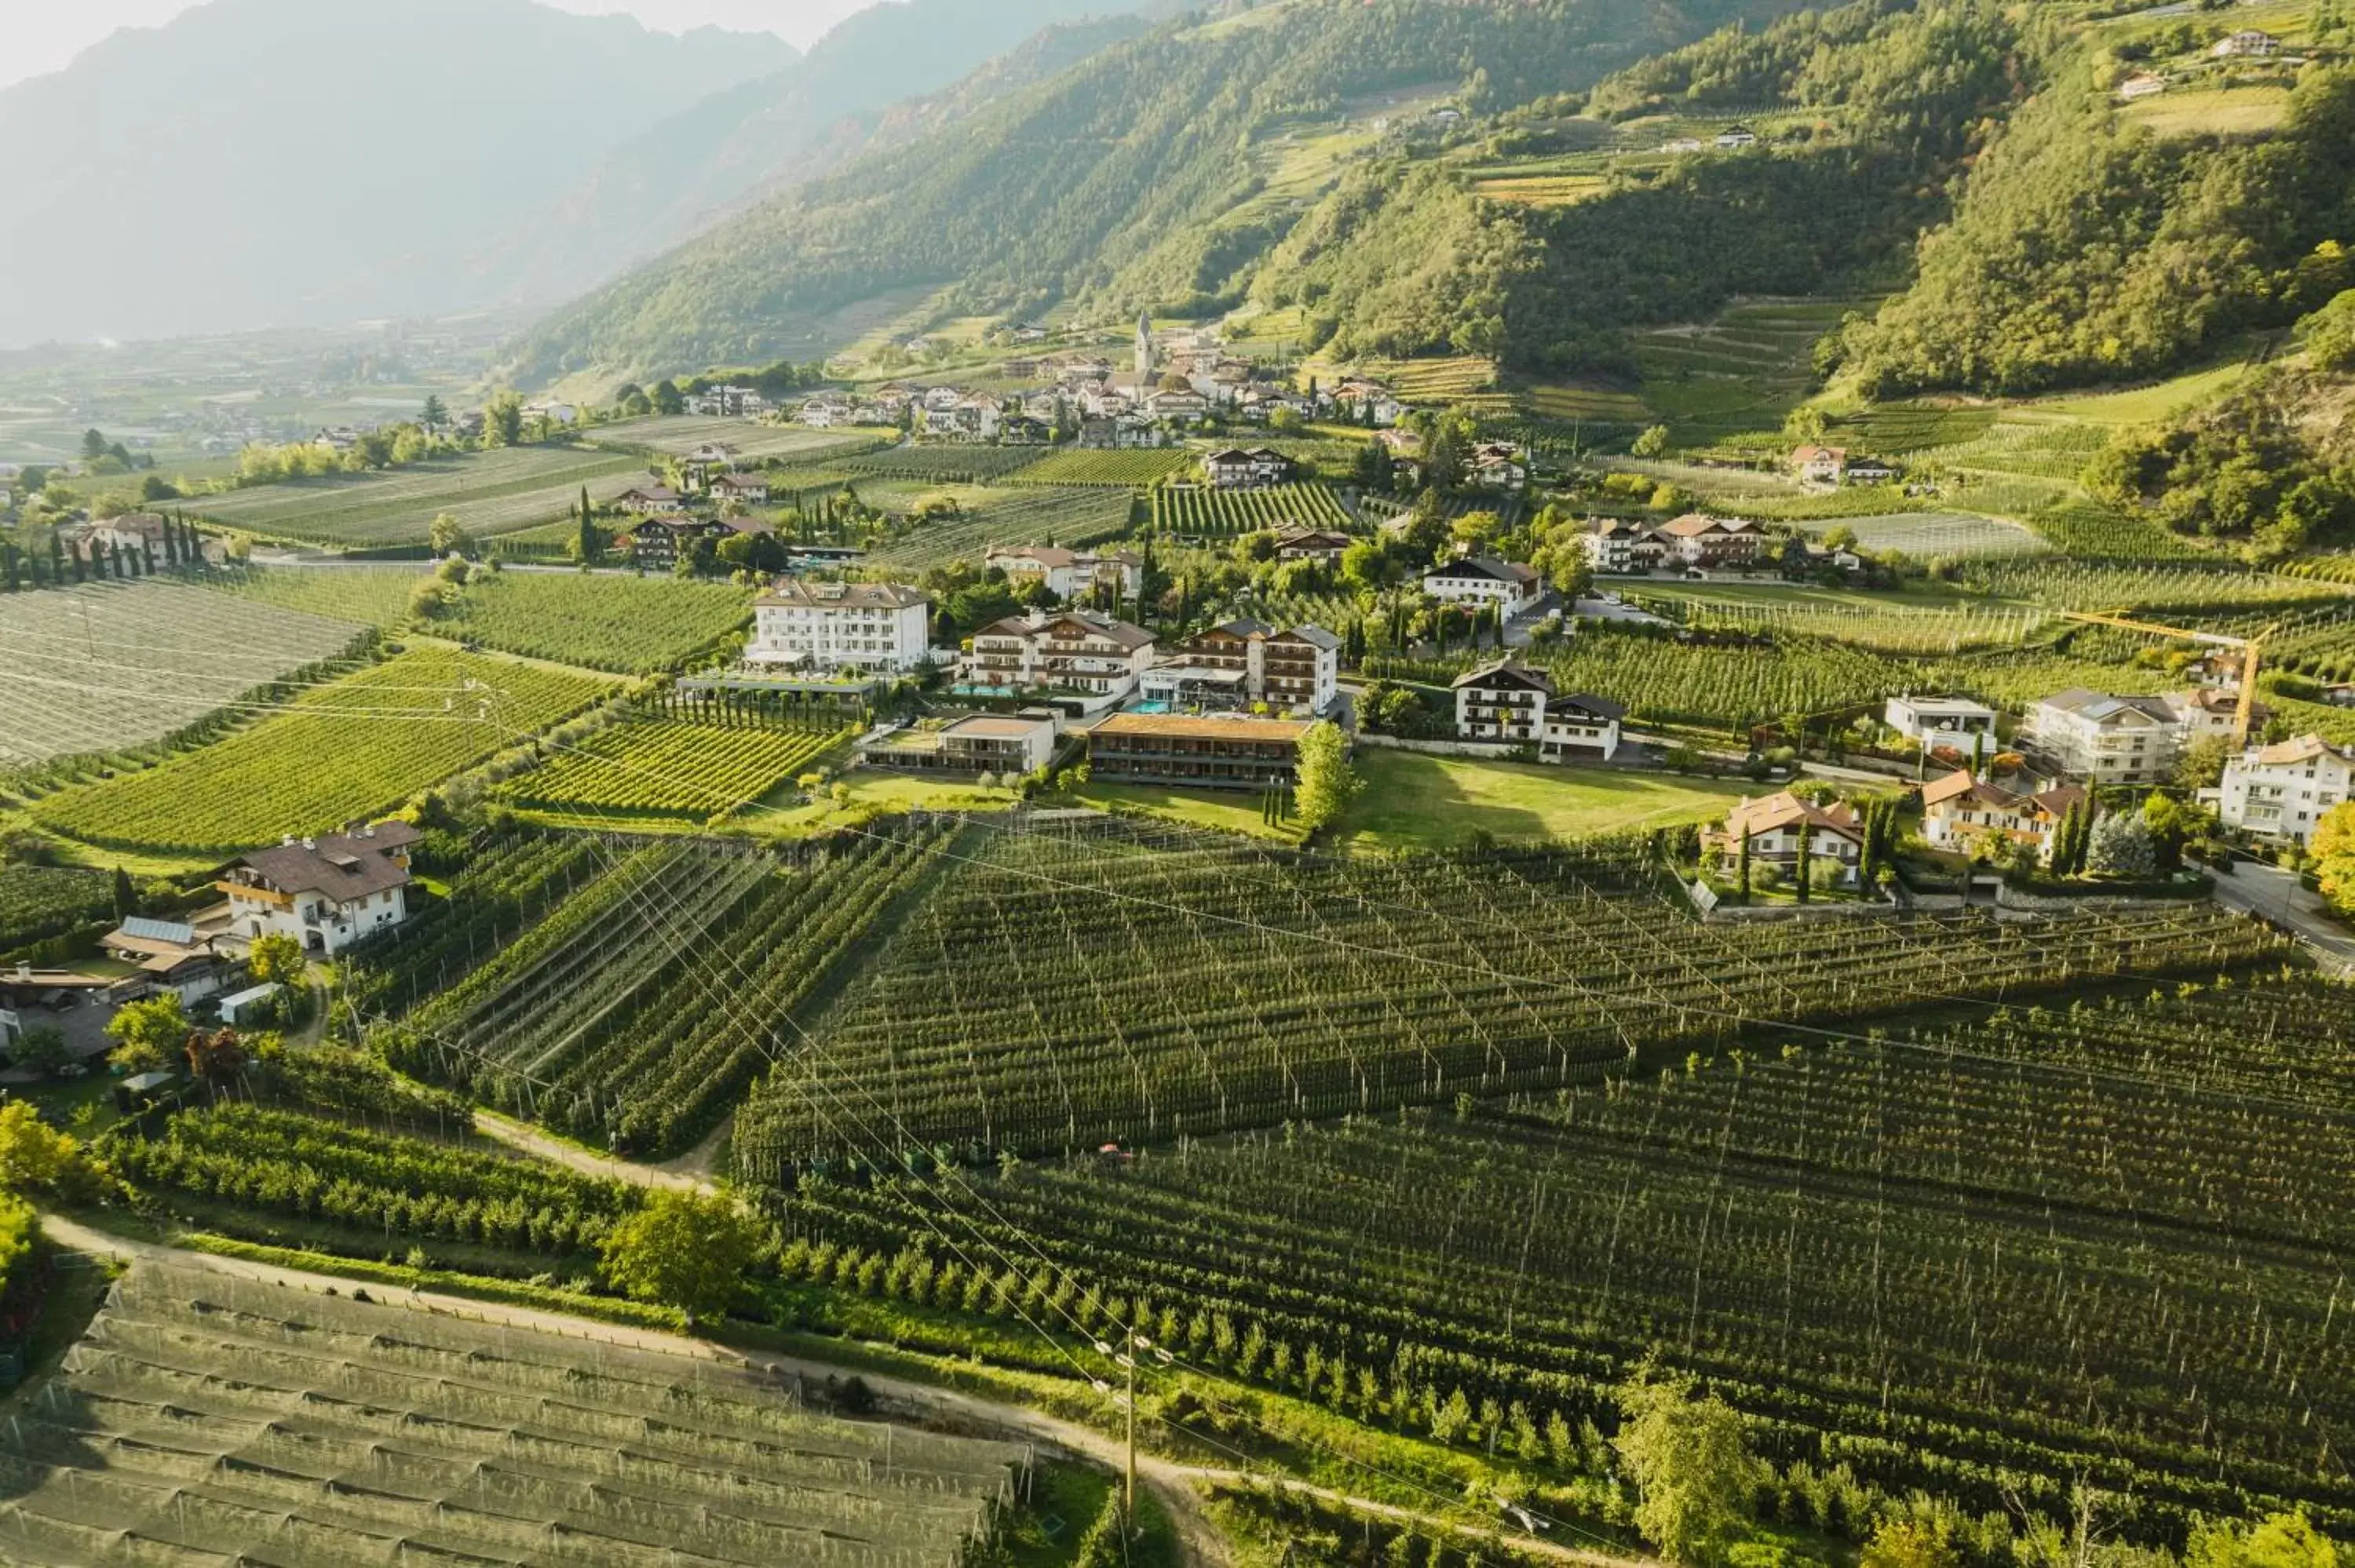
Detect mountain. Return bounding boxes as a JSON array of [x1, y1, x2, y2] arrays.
[[451, 0, 1174, 316], [504, 0, 1826, 384], [0, 0, 795, 348]]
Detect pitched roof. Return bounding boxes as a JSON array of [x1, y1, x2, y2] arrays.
[[2038, 688, 2173, 726], [2253, 734, 2353, 768], [1922, 770, 2018, 811], [1656, 512, 1753, 538], [1724, 792, 1862, 841], [991, 545, 1079, 569], [1549, 693, 1625, 722], [976, 611, 1153, 650], [1453, 659, 1554, 694], [1428, 556, 1537, 585], [234, 822, 422, 902], [1278, 624, 1343, 652], [758, 578, 929, 611]]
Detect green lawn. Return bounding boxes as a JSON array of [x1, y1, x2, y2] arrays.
[[1067, 782, 1303, 842], [1338, 750, 1753, 851]]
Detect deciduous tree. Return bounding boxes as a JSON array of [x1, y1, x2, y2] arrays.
[[1294, 721, 1360, 832], [1614, 1359, 1766, 1565], [598, 1188, 762, 1324]]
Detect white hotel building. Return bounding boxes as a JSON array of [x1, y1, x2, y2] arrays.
[[750, 579, 932, 673]]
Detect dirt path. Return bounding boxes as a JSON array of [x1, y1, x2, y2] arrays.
[[35, 1215, 1648, 1568], [470, 1108, 711, 1192]]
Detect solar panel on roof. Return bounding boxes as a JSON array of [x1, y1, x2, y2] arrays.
[[119, 917, 196, 946]]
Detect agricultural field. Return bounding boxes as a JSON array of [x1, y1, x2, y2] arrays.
[[0, 1262, 1028, 1568], [2121, 82, 2293, 139], [497, 715, 849, 823], [1790, 510, 2048, 560], [1309, 356, 1511, 416], [1952, 560, 2351, 618], [834, 444, 1049, 483], [431, 571, 754, 673], [734, 816, 2276, 1165], [1004, 447, 1197, 487], [1338, 751, 1756, 851], [0, 865, 112, 952], [179, 445, 646, 548], [786, 966, 2352, 1537], [0, 578, 371, 769], [191, 561, 427, 626], [860, 486, 1133, 573], [372, 826, 947, 1155], [586, 415, 885, 462], [1627, 583, 2058, 655], [1148, 483, 1355, 539], [31, 648, 612, 855]]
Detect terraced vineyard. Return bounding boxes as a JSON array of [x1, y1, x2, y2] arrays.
[[734, 818, 2279, 1168], [776, 957, 2352, 1542], [861, 487, 1133, 572], [1953, 560, 2351, 617], [31, 649, 612, 854], [181, 445, 646, 548], [1148, 483, 1354, 539], [0, 1263, 1027, 1567], [375, 827, 950, 1154], [1004, 447, 1196, 487], [0, 578, 371, 768], [433, 571, 754, 674], [1631, 589, 2057, 656], [498, 717, 848, 822]]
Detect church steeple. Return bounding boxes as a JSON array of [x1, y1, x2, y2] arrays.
[[1134, 312, 1153, 380]]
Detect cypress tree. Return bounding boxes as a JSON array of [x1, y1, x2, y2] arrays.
[[111, 866, 137, 922], [1796, 822, 1813, 905], [1737, 826, 1752, 901], [48, 527, 66, 585]]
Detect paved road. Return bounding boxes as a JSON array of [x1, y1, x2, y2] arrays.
[[35, 1212, 1648, 1568], [2210, 860, 2355, 975]]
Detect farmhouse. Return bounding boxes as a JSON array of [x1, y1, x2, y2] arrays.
[[218, 821, 420, 957], [1470, 443, 1528, 492], [685, 384, 768, 418], [100, 913, 238, 1005], [1705, 793, 1864, 870], [1920, 771, 2087, 855], [751, 578, 931, 673], [1272, 527, 1354, 563], [1884, 695, 1999, 746], [612, 485, 681, 516], [1845, 457, 1900, 485], [1581, 519, 1669, 574], [2117, 71, 2168, 100], [1655, 513, 1765, 571], [2022, 689, 2182, 785], [1714, 125, 1759, 149], [1452, 660, 1554, 744], [968, 609, 1157, 698], [1790, 445, 1848, 485], [860, 711, 1062, 779], [623, 516, 739, 567], [1086, 713, 1314, 791], [2211, 28, 2278, 57], [984, 545, 1145, 600], [706, 472, 771, 506], [2169, 686, 2270, 746], [1540, 693, 1627, 763], [1204, 448, 1294, 489], [1423, 556, 1543, 615], [1143, 618, 1342, 714], [2211, 735, 2355, 846]]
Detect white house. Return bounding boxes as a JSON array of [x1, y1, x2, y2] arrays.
[[706, 472, 771, 506], [1142, 618, 1341, 715], [1583, 520, 1670, 574], [751, 579, 931, 672], [1470, 443, 1528, 492], [2023, 689, 2182, 785], [1714, 125, 1759, 150], [968, 610, 1157, 698], [984, 545, 1144, 600], [1790, 445, 1848, 486], [1452, 660, 1554, 744], [2212, 735, 2355, 846], [1541, 693, 1626, 763], [1885, 695, 1999, 747], [1706, 793, 1864, 871], [1424, 556, 1543, 615], [2211, 28, 2278, 57], [100, 914, 236, 1005], [218, 822, 421, 957], [1920, 771, 2087, 856], [1203, 448, 1293, 489]]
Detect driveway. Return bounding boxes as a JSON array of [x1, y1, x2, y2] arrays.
[[2210, 859, 2355, 975]]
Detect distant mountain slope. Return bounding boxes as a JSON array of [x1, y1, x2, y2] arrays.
[[0, 0, 795, 348], [505, 0, 1820, 383], [455, 0, 1171, 314]]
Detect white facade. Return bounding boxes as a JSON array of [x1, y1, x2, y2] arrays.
[[751, 580, 931, 672], [219, 824, 418, 958], [1541, 698, 1623, 762], [985, 546, 1144, 600], [2024, 690, 2182, 785], [1423, 558, 1541, 614], [968, 611, 1156, 697], [1885, 695, 1999, 746], [1452, 662, 1553, 743], [2214, 737, 2355, 846]]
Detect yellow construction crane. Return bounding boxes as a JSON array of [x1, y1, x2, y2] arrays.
[[2059, 609, 2273, 748]]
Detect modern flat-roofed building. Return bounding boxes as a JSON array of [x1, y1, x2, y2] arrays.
[[1087, 713, 1313, 790], [859, 711, 1062, 778]]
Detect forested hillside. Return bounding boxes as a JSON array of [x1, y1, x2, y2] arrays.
[[505, 0, 1824, 383], [458, 0, 1170, 312]]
